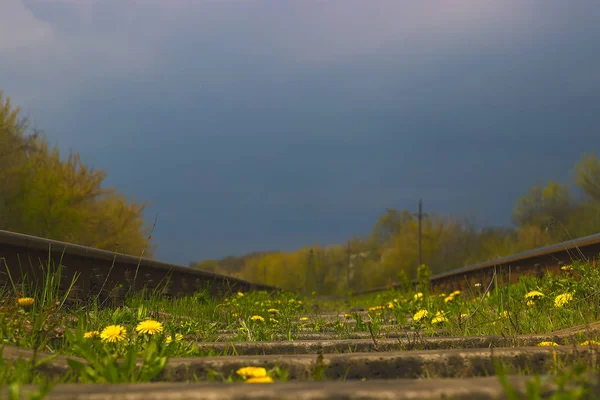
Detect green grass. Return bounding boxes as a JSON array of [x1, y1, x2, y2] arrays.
[[347, 260, 600, 339], [2, 257, 600, 398]]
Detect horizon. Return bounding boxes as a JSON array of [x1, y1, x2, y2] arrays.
[[2, 0, 600, 264]]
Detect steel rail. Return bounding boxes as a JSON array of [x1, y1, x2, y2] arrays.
[[0, 229, 278, 302], [353, 232, 600, 296]]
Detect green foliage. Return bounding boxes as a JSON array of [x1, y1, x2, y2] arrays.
[[190, 151, 600, 295], [66, 334, 168, 383], [0, 349, 57, 400], [311, 352, 328, 381], [396, 270, 413, 292], [575, 153, 600, 202], [370, 209, 414, 245], [498, 362, 597, 400], [0, 89, 154, 257], [5, 88, 600, 296], [416, 264, 431, 294], [4, 260, 600, 392], [512, 180, 574, 229]]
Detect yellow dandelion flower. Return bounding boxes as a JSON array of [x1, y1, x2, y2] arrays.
[[560, 265, 573, 271], [524, 290, 544, 300], [245, 376, 274, 383], [387, 302, 394, 309], [344, 313, 352, 319], [237, 292, 244, 297], [17, 297, 34, 308], [413, 309, 428, 322], [460, 313, 469, 319], [268, 308, 279, 314], [431, 316, 448, 324], [526, 300, 535, 306], [537, 341, 559, 347], [236, 366, 267, 378], [580, 340, 600, 346], [136, 319, 164, 335], [299, 317, 309, 321], [84, 330, 100, 339], [439, 293, 447, 297], [413, 292, 423, 301], [451, 290, 461, 296], [100, 325, 127, 343], [166, 333, 184, 344], [554, 293, 573, 308], [250, 315, 265, 322], [444, 295, 455, 303]]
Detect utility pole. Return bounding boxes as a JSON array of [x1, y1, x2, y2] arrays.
[[413, 199, 428, 268]]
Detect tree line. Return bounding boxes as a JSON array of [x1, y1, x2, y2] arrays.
[[0, 91, 155, 256], [3, 89, 599, 295], [191, 154, 600, 295]]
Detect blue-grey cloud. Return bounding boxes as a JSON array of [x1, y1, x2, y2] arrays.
[[1, 0, 599, 263]]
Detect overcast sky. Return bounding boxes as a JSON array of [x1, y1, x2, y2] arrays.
[[1, 0, 600, 264]]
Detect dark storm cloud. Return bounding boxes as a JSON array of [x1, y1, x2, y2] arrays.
[[1, 0, 599, 263]]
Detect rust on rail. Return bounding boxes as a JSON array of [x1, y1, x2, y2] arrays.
[[353, 232, 600, 296], [0, 229, 278, 303]]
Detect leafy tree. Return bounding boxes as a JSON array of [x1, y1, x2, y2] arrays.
[[575, 153, 600, 202], [0, 91, 39, 225], [470, 227, 518, 262], [512, 180, 574, 229], [190, 151, 600, 294], [7, 141, 109, 238], [370, 208, 414, 244], [193, 260, 221, 273], [82, 192, 155, 256], [563, 202, 600, 239], [0, 89, 154, 257], [515, 225, 553, 251]]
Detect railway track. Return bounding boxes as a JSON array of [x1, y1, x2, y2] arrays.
[[353, 232, 600, 297], [0, 229, 277, 302], [3, 230, 600, 398], [3, 228, 598, 302], [4, 313, 600, 398], [0, 231, 600, 400]]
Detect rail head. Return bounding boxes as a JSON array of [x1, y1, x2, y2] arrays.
[[0, 229, 278, 292], [430, 231, 600, 281], [352, 231, 600, 296]]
